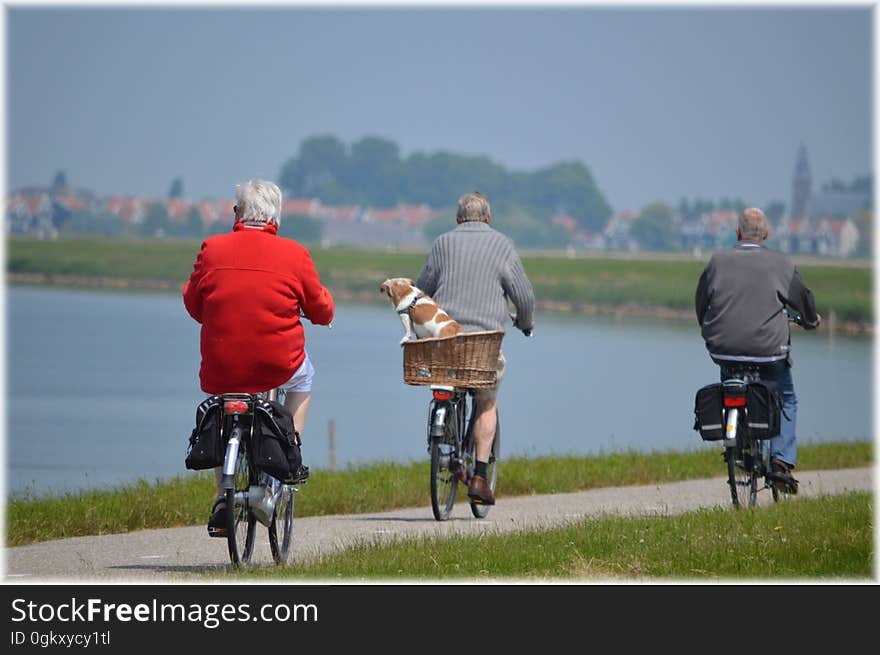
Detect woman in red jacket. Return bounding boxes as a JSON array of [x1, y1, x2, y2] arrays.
[[183, 179, 334, 532]]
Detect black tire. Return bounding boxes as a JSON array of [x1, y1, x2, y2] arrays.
[[226, 430, 257, 567], [430, 403, 460, 521], [726, 444, 757, 508], [269, 484, 294, 565], [470, 411, 500, 519]]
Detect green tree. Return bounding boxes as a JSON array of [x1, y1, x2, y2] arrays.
[[185, 206, 204, 237], [139, 202, 171, 238], [631, 202, 679, 252], [62, 209, 125, 237], [519, 162, 612, 234], [765, 201, 786, 224], [278, 214, 323, 244], [351, 136, 401, 207], [279, 135, 350, 202]]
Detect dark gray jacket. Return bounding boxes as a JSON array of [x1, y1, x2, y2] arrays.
[[416, 221, 535, 333], [695, 242, 819, 364]]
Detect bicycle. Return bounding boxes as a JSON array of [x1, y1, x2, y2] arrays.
[[719, 313, 802, 508], [422, 322, 532, 521], [426, 385, 501, 521], [213, 387, 304, 567]]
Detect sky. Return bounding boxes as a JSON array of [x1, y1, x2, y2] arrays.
[[2, 1, 874, 213]]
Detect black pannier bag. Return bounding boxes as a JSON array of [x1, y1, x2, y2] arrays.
[[746, 380, 784, 440], [693, 383, 725, 441], [253, 398, 302, 482], [185, 395, 225, 470]]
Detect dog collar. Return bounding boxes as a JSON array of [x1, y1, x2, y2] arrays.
[[396, 293, 422, 315]]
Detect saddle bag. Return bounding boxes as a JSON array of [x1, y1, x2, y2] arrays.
[[253, 399, 303, 482], [693, 383, 725, 441], [185, 395, 225, 470], [746, 380, 784, 440]]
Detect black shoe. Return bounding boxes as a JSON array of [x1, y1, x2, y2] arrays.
[[289, 465, 310, 484], [467, 474, 496, 505], [768, 459, 799, 494], [207, 497, 228, 537]]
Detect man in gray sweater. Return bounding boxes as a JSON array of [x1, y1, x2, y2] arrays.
[[695, 207, 820, 490], [417, 191, 535, 505]]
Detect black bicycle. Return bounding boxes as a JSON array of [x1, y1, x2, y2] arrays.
[[215, 388, 300, 567], [719, 365, 787, 507], [719, 314, 802, 508], [426, 385, 500, 521]]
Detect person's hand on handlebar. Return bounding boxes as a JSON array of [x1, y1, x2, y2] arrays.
[[509, 312, 534, 337]]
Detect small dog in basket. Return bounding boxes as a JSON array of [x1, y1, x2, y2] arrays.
[[379, 277, 463, 345]]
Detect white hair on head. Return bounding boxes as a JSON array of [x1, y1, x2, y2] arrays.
[[456, 191, 491, 223], [738, 207, 767, 240], [235, 179, 282, 227]]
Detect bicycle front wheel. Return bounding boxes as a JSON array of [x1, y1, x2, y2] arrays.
[[470, 411, 500, 519], [269, 484, 294, 565], [226, 433, 257, 567], [430, 401, 460, 521]]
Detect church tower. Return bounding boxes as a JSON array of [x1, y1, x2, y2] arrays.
[[790, 143, 812, 219]]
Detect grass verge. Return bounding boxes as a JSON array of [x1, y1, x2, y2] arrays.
[[7, 441, 872, 547], [232, 491, 872, 581], [6, 238, 873, 323]]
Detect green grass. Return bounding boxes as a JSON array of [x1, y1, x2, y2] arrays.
[[7, 441, 872, 547], [6, 237, 873, 322], [234, 492, 872, 581]]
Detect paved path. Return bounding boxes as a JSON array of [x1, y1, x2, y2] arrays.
[[4, 467, 873, 582]]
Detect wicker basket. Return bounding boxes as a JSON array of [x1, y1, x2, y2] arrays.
[[402, 330, 504, 388]]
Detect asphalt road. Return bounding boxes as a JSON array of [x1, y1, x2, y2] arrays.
[[3, 467, 873, 582]]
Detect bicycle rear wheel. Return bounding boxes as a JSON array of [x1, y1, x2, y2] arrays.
[[269, 483, 294, 565], [430, 403, 460, 521], [226, 429, 257, 566], [470, 411, 500, 519], [726, 443, 757, 508]]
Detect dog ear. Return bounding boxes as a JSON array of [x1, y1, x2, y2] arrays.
[[406, 278, 416, 286]]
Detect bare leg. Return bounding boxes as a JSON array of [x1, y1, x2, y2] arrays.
[[472, 396, 497, 463], [284, 391, 312, 437]]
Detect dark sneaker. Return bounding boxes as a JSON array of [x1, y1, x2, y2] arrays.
[[768, 459, 799, 494], [207, 497, 228, 537], [289, 465, 310, 484], [467, 474, 495, 505]]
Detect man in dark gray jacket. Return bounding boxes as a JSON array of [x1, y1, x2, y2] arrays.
[[417, 191, 535, 505], [695, 207, 820, 489]]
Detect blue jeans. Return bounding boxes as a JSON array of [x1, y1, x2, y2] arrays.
[[719, 360, 798, 468]]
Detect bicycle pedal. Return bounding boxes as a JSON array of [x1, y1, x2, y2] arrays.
[[207, 526, 227, 538]]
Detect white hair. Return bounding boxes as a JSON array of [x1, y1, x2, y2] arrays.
[[456, 191, 491, 223], [235, 179, 282, 227], [738, 207, 767, 240]]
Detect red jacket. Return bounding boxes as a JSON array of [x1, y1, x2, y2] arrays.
[[183, 222, 334, 393]]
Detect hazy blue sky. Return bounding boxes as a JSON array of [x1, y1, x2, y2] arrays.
[[5, 4, 873, 212]]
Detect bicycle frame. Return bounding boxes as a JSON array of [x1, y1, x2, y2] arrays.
[[215, 388, 296, 566], [426, 384, 500, 521]]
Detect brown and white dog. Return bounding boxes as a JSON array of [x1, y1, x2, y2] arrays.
[[379, 277, 463, 344]]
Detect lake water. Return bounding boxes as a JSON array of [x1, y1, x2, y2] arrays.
[[5, 285, 874, 497]]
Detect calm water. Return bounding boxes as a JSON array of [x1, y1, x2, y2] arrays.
[[5, 286, 874, 496]]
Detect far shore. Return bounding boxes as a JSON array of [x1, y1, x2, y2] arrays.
[[7, 271, 873, 336]]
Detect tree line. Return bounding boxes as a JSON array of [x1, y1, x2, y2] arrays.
[[278, 134, 613, 244]]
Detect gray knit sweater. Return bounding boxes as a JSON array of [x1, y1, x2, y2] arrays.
[[416, 221, 535, 333]]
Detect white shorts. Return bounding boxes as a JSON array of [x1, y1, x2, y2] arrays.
[[474, 351, 506, 402], [278, 351, 315, 393]]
